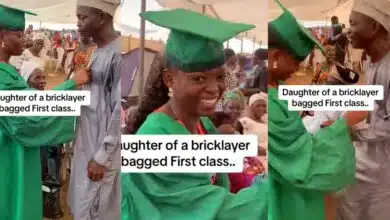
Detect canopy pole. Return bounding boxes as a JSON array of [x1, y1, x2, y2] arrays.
[[252, 37, 256, 53], [240, 34, 245, 53], [202, 5, 206, 14], [139, 0, 146, 97]]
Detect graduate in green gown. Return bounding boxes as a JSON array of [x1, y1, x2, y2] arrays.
[[121, 9, 268, 220], [0, 4, 90, 220], [267, 1, 367, 220]]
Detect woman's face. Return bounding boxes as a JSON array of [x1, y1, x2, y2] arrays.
[[32, 39, 44, 53], [226, 55, 238, 67], [169, 67, 226, 117], [28, 69, 46, 90], [224, 99, 244, 121], [325, 46, 336, 62], [251, 99, 267, 119], [0, 30, 25, 56], [268, 49, 300, 81]]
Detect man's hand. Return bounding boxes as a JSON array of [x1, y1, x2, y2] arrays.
[[87, 159, 107, 182], [344, 111, 368, 127]]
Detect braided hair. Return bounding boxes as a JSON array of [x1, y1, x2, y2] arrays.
[[124, 55, 169, 134]]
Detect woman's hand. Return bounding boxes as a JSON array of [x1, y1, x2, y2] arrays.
[[321, 120, 335, 128], [71, 68, 90, 86]]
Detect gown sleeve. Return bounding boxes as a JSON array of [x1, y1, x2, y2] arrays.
[[121, 118, 268, 220], [268, 88, 355, 192], [0, 76, 77, 147]]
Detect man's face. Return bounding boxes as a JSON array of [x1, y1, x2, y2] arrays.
[[348, 11, 377, 49], [76, 6, 101, 39]]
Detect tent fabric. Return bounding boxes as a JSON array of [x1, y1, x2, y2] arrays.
[[9, 0, 155, 36], [8, 0, 122, 25], [325, 0, 353, 26], [269, 0, 342, 20], [157, 0, 347, 43], [2, 0, 68, 10], [157, 0, 267, 44], [121, 48, 158, 98]]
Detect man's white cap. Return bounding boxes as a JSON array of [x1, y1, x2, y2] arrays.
[[352, 0, 390, 33], [77, 0, 121, 17], [32, 32, 45, 41]]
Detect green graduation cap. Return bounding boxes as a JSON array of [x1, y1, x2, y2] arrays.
[[269, 0, 324, 61], [140, 9, 255, 73], [0, 4, 37, 30]]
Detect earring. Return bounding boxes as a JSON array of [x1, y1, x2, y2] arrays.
[[273, 62, 278, 69], [168, 87, 173, 97], [1, 42, 4, 48]]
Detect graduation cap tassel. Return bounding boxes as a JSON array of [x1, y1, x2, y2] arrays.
[[252, 37, 256, 53], [240, 35, 244, 53], [274, 0, 287, 11]]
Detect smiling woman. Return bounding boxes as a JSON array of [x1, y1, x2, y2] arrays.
[[121, 8, 267, 220]]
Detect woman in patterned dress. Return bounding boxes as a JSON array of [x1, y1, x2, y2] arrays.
[[68, 34, 96, 79], [312, 45, 337, 85]]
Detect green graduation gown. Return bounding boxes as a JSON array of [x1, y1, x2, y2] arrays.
[[0, 63, 76, 220], [121, 112, 268, 220], [268, 88, 356, 220]]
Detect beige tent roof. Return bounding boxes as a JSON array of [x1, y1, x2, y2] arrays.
[[5, 0, 353, 39], [157, 0, 267, 45], [269, 0, 350, 21], [6, 0, 122, 26], [156, 0, 350, 44], [324, 0, 354, 26]]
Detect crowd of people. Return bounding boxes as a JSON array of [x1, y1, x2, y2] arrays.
[[9, 26, 99, 77]]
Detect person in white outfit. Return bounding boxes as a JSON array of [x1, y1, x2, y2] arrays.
[[10, 32, 46, 71]]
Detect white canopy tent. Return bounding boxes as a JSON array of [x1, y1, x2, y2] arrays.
[[6, 0, 90, 24], [324, 0, 354, 26], [5, 0, 146, 34], [269, 0, 345, 20], [155, 0, 353, 45], [157, 0, 267, 45]]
